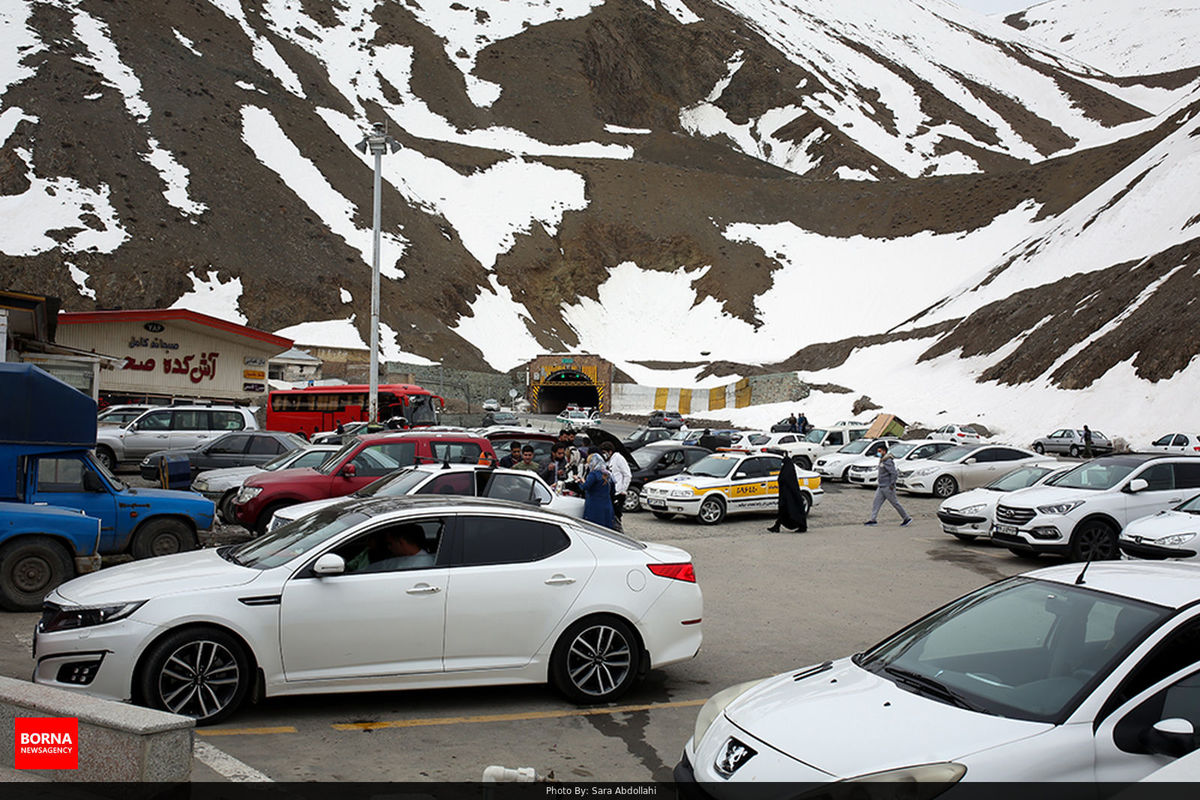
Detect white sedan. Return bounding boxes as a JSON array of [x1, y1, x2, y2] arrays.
[[897, 444, 1045, 498], [267, 463, 584, 530], [641, 452, 822, 525], [937, 462, 1071, 541], [678, 561, 1200, 787], [929, 424, 983, 443], [845, 439, 956, 488], [1148, 433, 1200, 454], [814, 438, 900, 482], [1120, 493, 1200, 561], [33, 496, 703, 723]]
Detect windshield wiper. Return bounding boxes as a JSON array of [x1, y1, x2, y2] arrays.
[[218, 545, 243, 566], [884, 666, 990, 714]]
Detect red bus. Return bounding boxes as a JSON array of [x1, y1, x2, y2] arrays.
[[266, 384, 444, 437]]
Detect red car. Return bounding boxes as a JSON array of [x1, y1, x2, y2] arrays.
[[233, 431, 494, 532]]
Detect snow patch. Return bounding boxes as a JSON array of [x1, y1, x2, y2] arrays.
[[275, 317, 367, 350], [209, 0, 305, 97], [173, 29, 201, 57], [0, 2, 40, 97], [171, 270, 247, 325], [451, 275, 544, 371], [65, 261, 96, 300]]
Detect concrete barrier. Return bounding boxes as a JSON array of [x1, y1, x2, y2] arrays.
[[0, 676, 193, 782]]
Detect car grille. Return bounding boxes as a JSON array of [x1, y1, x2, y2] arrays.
[[996, 504, 1035, 525]]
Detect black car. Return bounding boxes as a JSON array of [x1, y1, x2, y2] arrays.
[[482, 410, 520, 426], [623, 444, 712, 512], [139, 430, 308, 481], [648, 410, 685, 429], [623, 426, 676, 451]]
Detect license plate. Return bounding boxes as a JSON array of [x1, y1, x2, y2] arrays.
[[995, 525, 1017, 536], [647, 499, 667, 510]]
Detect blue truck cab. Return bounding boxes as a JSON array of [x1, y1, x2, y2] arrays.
[[0, 365, 215, 610]]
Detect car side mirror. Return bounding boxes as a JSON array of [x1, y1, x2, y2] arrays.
[[965, 458, 977, 465], [312, 553, 345, 576], [734, 471, 748, 478], [1126, 478, 1149, 494], [1140, 718, 1195, 758], [341, 463, 358, 478], [83, 471, 105, 493]]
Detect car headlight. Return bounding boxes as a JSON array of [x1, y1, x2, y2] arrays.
[[1158, 532, 1197, 548], [915, 467, 938, 476], [693, 679, 768, 747], [39, 602, 146, 633], [192, 479, 208, 492], [838, 762, 967, 787], [956, 503, 986, 515], [669, 488, 695, 499], [236, 486, 263, 503], [140, 456, 152, 466], [1037, 501, 1084, 515]]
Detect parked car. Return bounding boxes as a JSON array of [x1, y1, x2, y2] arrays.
[[482, 410, 519, 427], [555, 409, 593, 430], [641, 451, 822, 525], [937, 462, 1073, 541], [34, 496, 703, 723], [993, 454, 1200, 561], [481, 398, 501, 412], [1148, 433, 1200, 454], [94, 405, 258, 470], [928, 424, 983, 444], [624, 443, 713, 513], [814, 438, 901, 482], [1032, 428, 1113, 457], [481, 429, 558, 467], [896, 444, 1044, 498], [623, 426, 676, 451], [783, 422, 872, 469], [191, 444, 341, 523], [234, 431, 495, 533], [1120, 493, 1200, 562], [847, 439, 957, 488], [647, 410, 684, 430], [138, 430, 308, 481], [677, 561, 1200, 785], [96, 404, 155, 427], [310, 421, 383, 445], [268, 463, 585, 530], [0, 502, 101, 611]]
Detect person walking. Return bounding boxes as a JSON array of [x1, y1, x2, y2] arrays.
[[1083, 425, 1094, 459], [767, 454, 808, 532], [582, 453, 615, 529], [865, 444, 912, 527], [601, 442, 631, 532]]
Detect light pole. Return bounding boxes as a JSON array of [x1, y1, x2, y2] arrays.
[[355, 121, 399, 422]]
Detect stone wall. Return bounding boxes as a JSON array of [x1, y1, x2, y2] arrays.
[[385, 362, 523, 413]]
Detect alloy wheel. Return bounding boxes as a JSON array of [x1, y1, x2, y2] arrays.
[[564, 623, 633, 698], [155, 639, 242, 721]]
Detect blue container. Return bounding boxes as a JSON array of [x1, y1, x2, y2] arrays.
[[158, 453, 192, 490]]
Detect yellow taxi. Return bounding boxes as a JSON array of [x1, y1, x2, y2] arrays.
[[640, 451, 822, 524]]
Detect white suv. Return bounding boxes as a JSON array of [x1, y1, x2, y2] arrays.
[[993, 454, 1200, 562], [782, 422, 871, 470], [94, 405, 258, 470]]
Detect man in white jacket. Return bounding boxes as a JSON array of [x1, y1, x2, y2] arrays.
[[601, 442, 632, 532]]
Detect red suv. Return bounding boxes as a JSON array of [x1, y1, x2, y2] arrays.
[[233, 431, 495, 532]]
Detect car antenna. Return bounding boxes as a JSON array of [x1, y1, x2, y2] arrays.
[[1074, 548, 1095, 585], [441, 452, 451, 470]]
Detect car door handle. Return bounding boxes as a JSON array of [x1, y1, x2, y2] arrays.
[[405, 584, 442, 595], [545, 575, 576, 586], [156, 434, 169, 439]]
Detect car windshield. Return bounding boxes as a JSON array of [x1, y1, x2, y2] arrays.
[[1054, 461, 1138, 491], [633, 449, 665, 469], [354, 468, 429, 498], [986, 466, 1053, 492], [931, 446, 974, 463], [856, 577, 1168, 723], [1178, 494, 1200, 513], [804, 429, 828, 443], [684, 456, 736, 479], [229, 507, 369, 570], [748, 434, 770, 445], [91, 455, 126, 491], [888, 443, 919, 458], [317, 439, 360, 474], [263, 449, 304, 470], [838, 440, 875, 455]]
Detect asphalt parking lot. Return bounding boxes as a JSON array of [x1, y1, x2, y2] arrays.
[[0, 480, 1041, 782]]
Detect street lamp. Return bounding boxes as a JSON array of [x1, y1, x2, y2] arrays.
[[355, 121, 400, 423]]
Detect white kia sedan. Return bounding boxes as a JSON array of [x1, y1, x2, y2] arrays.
[[678, 562, 1200, 788], [1120, 493, 1200, 562], [897, 444, 1045, 498], [33, 496, 703, 724], [938, 462, 1070, 541]]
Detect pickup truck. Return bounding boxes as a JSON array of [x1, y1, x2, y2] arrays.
[[0, 502, 102, 611], [1, 365, 215, 568]]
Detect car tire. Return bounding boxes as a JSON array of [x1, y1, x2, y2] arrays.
[[697, 496, 726, 525], [623, 487, 641, 513], [651, 511, 674, 520], [138, 627, 251, 724], [94, 446, 116, 472], [1070, 520, 1119, 562], [795, 456, 812, 471], [549, 615, 641, 704], [130, 518, 196, 559], [1069, 445, 1080, 458], [841, 467, 852, 482], [799, 493, 812, 516], [253, 503, 292, 536], [932, 475, 958, 499], [0, 538, 72, 612], [218, 491, 238, 525], [953, 533, 977, 542], [1033, 443, 1045, 455]]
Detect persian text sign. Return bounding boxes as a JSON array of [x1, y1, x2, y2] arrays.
[[14, 717, 78, 770]]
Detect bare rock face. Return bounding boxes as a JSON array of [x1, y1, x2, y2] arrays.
[[852, 395, 881, 416]]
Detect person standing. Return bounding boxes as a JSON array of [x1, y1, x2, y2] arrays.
[[582, 453, 615, 529], [512, 445, 540, 471], [865, 444, 912, 527], [767, 454, 808, 533], [1082, 425, 1094, 459], [498, 442, 522, 468], [542, 443, 570, 485], [787, 414, 798, 433], [601, 442, 631, 531]]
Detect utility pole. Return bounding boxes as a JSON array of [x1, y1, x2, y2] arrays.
[[355, 121, 399, 422]]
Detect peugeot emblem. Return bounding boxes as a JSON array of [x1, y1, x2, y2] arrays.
[[714, 737, 756, 778]]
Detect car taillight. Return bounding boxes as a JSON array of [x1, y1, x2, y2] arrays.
[[648, 563, 696, 582], [956, 432, 965, 437]]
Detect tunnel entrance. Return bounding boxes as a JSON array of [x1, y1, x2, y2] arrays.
[[535, 370, 600, 414]]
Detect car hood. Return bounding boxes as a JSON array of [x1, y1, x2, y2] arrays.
[[193, 465, 263, 487], [645, 473, 717, 490], [53, 548, 261, 605], [116, 487, 214, 509], [272, 496, 345, 524], [1123, 510, 1200, 539], [725, 660, 1050, 777], [244, 466, 322, 487], [940, 487, 997, 512], [1000, 486, 1100, 507]]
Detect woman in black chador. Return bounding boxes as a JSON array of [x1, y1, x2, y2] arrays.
[[767, 454, 808, 533]]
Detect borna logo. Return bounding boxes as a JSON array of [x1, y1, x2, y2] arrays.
[[14, 717, 78, 770]]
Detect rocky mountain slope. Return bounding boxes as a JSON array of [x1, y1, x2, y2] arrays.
[[1, 0, 1198, 438]]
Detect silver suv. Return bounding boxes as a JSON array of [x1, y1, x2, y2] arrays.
[[94, 405, 258, 470]]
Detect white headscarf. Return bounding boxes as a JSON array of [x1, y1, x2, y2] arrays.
[[587, 452, 609, 476]]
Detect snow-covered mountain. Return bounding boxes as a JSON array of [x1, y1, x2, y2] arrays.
[[1, 0, 1198, 442]]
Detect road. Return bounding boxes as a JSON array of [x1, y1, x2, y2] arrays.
[[0, 472, 1036, 782]]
